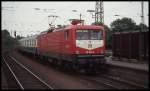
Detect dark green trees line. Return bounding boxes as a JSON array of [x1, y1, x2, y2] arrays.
[[2, 29, 18, 54]]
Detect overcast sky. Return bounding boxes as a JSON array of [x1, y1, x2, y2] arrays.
[[2, 1, 149, 37]]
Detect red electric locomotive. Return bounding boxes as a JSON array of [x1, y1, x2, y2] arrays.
[[18, 19, 106, 72], [37, 20, 106, 72]]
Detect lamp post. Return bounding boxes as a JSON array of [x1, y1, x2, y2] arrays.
[[139, 1, 144, 61], [114, 14, 126, 59]]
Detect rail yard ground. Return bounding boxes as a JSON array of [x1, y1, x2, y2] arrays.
[[1, 50, 149, 90]]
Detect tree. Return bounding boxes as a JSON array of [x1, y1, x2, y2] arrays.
[[110, 17, 137, 32], [2, 29, 10, 38], [2, 29, 18, 54], [16, 35, 24, 40], [134, 23, 148, 31], [104, 25, 112, 49]]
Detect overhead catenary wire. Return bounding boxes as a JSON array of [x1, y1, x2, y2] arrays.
[[3, 2, 96, 36]]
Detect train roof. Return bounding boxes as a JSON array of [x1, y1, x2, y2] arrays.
[[64, 25, 104, 30], [38, 24, 104, 36], [19, 35, 38, 41]]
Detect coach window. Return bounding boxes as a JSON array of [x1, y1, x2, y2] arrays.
[[27, 40, 29, 47], [35, 40, 36, 47], [33, 41, 34, 47], [31, 40, 32, 47], [28, 40, 29, 47], [30, 40, 31, 47], [33, 40, 35, 47], [25, 41, 26, 46], [32, 40, 34, 47], [32, 40, 33, 47], [29, 40, 30, 47], [28, 40, 30, 47], [24, 41, 25, 46], [30, 40, 32, 47], [64, 30, 69, 40]]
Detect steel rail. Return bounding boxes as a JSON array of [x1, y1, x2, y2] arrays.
[[2, 56, 24, 90], [100, 74, 148, 89], [9, 56, 54, 90]]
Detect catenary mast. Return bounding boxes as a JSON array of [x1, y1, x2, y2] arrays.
[[95, 1, 104, 24]]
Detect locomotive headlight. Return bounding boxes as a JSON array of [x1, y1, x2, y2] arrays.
[[76, 50, 79, 54]]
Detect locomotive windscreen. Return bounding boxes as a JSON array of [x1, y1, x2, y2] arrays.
[[76, 30, 102, 40]]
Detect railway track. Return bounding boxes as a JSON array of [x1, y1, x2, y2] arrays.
[[98, 74, 146, 89], [104, 64, 149, 88], [77, 74, 146, 90], [78, 75, 119, 89], [1, 60, 20, 89], [13, 51, 136, 89], [72, 64, 148, 89], [7, 51, 148, 89], [2, 54, 54, 90], [100, 74, 148, 89]]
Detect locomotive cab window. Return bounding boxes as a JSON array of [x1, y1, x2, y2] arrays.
[[76, 30, 102, 40], [76, 30, 88, 40], [91, 30, 102, 40]]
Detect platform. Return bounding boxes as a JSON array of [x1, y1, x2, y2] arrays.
[[105, 56, 149, 72]]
